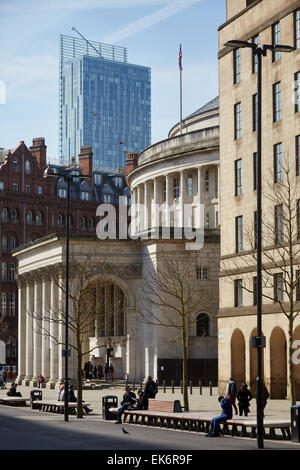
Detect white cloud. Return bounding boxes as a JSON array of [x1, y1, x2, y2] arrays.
[[102, 0, 203, 44], [0, 55, 58, 102]]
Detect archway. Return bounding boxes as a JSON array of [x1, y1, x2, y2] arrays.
[[231, 329, 245, 388], [270, 327, 287, 398], [293, 325, 300, 400], [249, 328, 265, 394]]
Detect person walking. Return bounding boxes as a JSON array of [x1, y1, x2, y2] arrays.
[[97, 363, 103, 379], [38, 375, 45, 389], [104, 364, 109, 383], [205, 395, 233, 437], [109, 365, 114, 382], [256, 381, 270, 418], [237, 383, 252, 416], [57, 384, 65, 401], [226, 378, 238, 415]]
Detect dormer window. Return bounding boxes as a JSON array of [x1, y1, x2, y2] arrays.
[[81, 191, 90, 201], [103, 194, 112, 203]]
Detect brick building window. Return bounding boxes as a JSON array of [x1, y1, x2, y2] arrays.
[[27, 210, 33, 225], [37, 186, 43, 195], [2, 262, 7, 281], [235, 159, 242, 196], [11, 209, 18, 223], [233, 48, 241, 84], [1, 208, 8, 222], [295, 72, 300, 113], [274, 273, 284, 302], [296, 136, 300, 176], [57, 214, 64, 227], [25, 160, 31, 174], [9, 263, 16, 281], [252, 35, 259, 73], [235, 215, 243, 253], [173, 176, 179, 199], [1, 293, 7, 315], [274, 143, 283, 182], [12, 183, 18, 192], [2, 236, 7, 253], [253, 93, 258, 131], [196, 267, 208, 280], [13, 160, 18, 173], [275, 204, 283, 244], [0, 182, 5, 190], [35, 212, 42, 225], [80, 216, 87, 230]]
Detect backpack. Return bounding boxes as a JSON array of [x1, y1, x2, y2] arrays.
[[229, 382, 238, 394]]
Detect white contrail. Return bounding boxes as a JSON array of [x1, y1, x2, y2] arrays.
[[102, 0, 203, 44]]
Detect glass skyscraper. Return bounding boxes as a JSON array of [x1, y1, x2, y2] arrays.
[[59, 34, 151, 171]]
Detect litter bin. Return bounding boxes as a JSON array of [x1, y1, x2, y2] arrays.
[[30, 390, 42, 409], [291, 405, 300, 442], [102, 395, 118, 420]]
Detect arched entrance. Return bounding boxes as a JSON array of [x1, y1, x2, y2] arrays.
[[270, 327, 287, 398], [250, 328, 265, 394], [293, 325, 300, 400], [231, 329, 245, 387], [85, 279, 127, 379]]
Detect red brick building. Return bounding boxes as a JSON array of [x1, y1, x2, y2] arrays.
[[0, 138, 129, 368]]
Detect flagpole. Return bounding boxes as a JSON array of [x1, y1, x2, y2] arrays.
[[179, 43, 183, 135]]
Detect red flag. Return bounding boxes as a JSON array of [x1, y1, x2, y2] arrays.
[[179, 44, 182, 71]]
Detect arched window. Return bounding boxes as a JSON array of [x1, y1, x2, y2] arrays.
[[9, 237, 16, 251], [25, 160, 31, 174], [35, 211, 42, 225], [27, 210, 33, 225], [196, 313, 209, 337], [2, 208, 8, 222], [2, 236, 7, 253], [57, 214, 64, 227], [11, 209, 18, 223]]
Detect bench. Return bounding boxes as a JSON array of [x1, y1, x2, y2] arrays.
[[33, 400, 92, 415], [0, 397, 30, 407], [108, 403, 291, 440]]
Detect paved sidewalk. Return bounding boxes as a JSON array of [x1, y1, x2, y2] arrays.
[[0, 382, 295, 420]]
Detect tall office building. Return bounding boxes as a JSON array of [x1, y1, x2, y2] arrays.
[[59, 34, 151, 171]]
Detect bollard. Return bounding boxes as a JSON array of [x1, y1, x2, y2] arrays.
[[171, 380, 174, 394], [199, 380, 202, 395], [163, 380, 166, 393], [190, 380, 192, 395], [209, 381, 212, 396], [180, 380, 183, 394]]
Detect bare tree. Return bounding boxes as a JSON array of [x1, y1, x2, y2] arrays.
[[31, 253, 124, 418], [139, 254, 214, 412], [223, 158, 300, 404]]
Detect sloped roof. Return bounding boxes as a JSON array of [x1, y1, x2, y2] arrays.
[[185, 96, 219, 120]]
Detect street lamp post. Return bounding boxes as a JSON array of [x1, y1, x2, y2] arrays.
[[224, 39, 294, 449]]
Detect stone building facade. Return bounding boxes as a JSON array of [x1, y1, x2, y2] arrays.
[[0, 138, 128, 367], [218, 0, 300, 398], [13, 100, 220, 387]]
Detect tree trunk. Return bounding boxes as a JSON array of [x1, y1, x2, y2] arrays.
[[289, 316, 296, 405], [76, 338, 83, 418], [181, 321, 189, 412]]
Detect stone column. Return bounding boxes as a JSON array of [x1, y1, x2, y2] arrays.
[[24, 282, 34, 385], [144, 181, 149, 231], [17, 280, 26, 384], [153, 178, 160, 230], [137, 185, 142, 232], [217, 164, 220, 225], [32, 278, 42, 385], [41, 277, 51, 380], [165, 174, 171, 227], [49, 277, 59, 388], [197, 168, 204, 230], [180, 171, 185, 227], [58, 273, 65, 384], [130, 187, 137, 237]]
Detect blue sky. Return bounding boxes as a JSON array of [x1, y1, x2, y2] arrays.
[[0, 0, 226, 160]]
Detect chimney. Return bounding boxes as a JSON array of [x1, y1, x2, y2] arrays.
[[30, 137, 47, 171], [125, 152, 139, 175], [78, 146, 93, 178]]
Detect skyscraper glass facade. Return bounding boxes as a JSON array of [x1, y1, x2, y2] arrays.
[[59, 35, 151, 171]]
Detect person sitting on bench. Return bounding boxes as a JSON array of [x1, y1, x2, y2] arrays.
[[205, 395, 232, 437], [7, 383, 22, 397], [115, 386, 136, 423]]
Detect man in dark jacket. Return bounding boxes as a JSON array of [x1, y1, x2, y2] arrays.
[[206, 395, 233, 437], [237, 383, 252, 416], [115, 386, 136, 423], [143, 376, 158, 409]]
